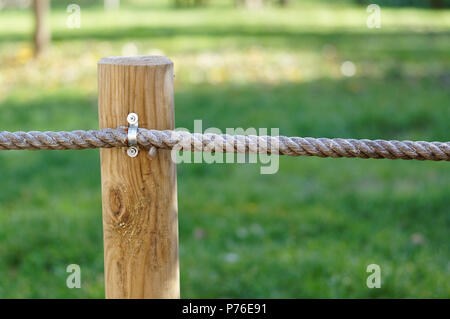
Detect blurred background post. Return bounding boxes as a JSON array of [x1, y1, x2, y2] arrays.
[[33, 0, 50, 57]]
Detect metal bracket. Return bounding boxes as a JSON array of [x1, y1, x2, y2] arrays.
[[127, 113, 139, 158]]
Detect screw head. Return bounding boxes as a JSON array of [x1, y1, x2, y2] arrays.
[[127, 113, 138, 125], [127, 146, 139, 158]]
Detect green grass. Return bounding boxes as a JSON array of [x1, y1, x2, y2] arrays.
[[0, 0, 449, 298]]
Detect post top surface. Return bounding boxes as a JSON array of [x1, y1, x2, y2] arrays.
[[99, 55, 173, 66]]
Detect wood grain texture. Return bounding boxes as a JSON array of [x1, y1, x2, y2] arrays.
[[98, 56, 179, 299]]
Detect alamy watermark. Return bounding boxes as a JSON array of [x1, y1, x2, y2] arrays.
[[66, 264, 81, 289], [66, 4, 81, 29], [366, 264, 381, 288], [366, 4, 381, 29], [170, 120, 280, 175], [67, 1, 121, 29]]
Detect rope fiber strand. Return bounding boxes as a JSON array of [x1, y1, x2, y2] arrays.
[[0, 128, 449, 161]]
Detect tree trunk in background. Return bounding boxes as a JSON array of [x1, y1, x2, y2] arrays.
[[279, 0, 288, 7], [244, 0, 264, 10], [33, 0, 50, 57]]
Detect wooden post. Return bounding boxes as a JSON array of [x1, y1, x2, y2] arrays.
[[98, 56, 179, 299], [33, 0, 50, 57]]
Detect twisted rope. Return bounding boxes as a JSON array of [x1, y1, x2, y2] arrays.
[[0, 128, 449, 161]]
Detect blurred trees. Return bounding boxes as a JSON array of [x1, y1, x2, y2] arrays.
[[236, 0, 264, 9], [355, 0, 449, 8], [174, 0, 208, 7], [0, 0, 30, 9], [173, 0, 289, 8], [235, 0, 289, 9], [429, 0, 447, 7]]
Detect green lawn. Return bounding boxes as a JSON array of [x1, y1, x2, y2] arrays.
[[0, 0, 449, 298]]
